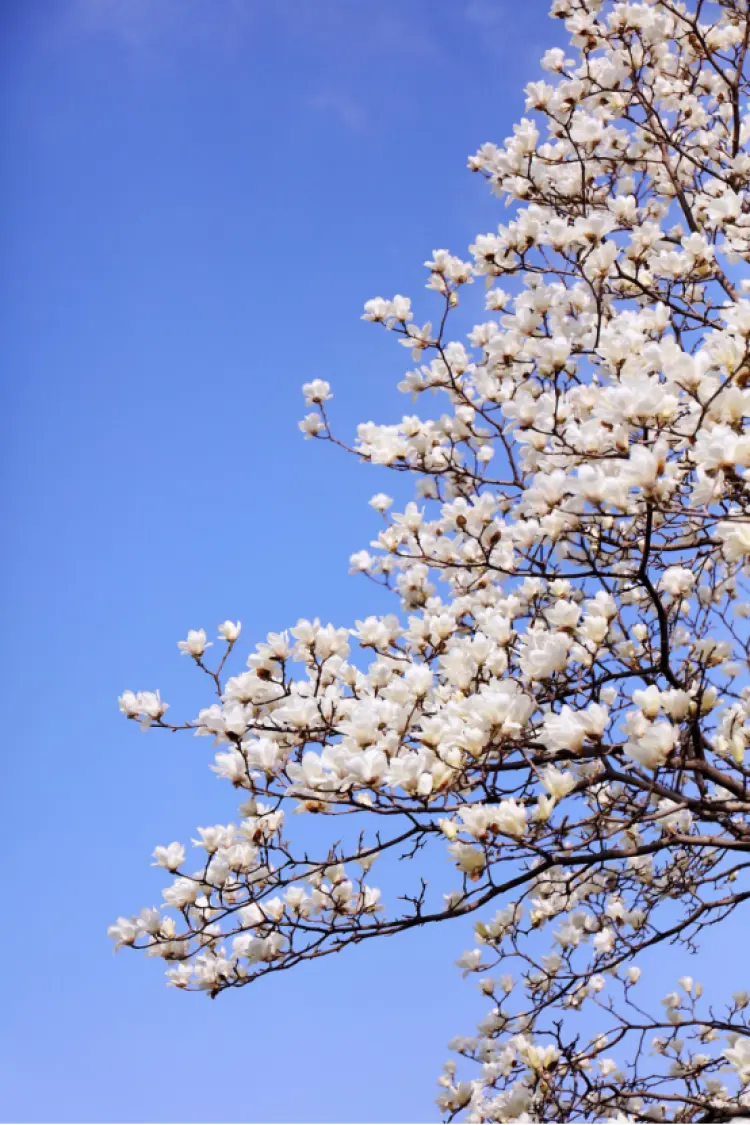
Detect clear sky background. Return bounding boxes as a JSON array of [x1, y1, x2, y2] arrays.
[[4, 3, 733, 1123]]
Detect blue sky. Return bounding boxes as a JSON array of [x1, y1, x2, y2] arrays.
[[0, 3, 587, 1122]]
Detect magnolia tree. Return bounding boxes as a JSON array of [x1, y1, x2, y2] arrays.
[[111, 0, 750, 1119]]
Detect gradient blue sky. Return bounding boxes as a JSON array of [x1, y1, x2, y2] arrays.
[[0, 2, 643, 1122]]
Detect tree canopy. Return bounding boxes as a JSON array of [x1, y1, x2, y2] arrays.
[[112, 1, 750, 1119]]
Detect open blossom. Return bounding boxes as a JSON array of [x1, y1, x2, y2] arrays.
[[177, 629, 210, 658], [302, 379, 332, 405], [362, 294, 412, 325], [660, 568, 696, 597], [542, 703, 607, 753], [522, 1043, 560, 1073], [624, 721, 678, 771], [118, 691, 141, 718], [218, 620, 241, 643], [633, 685, 663, 719], [119, 689, 168, 729], [459, 805, 496, 840], [540, 767, 576, 802], [724, 1037, 750, 1084], [192, 824, 235, 853], [593, 928, 615, 954], [717, 521, 750, 561], [349, 550, 372, 573], [544, 599, 581, 630], [152, 842, 185, 871], [299, 412, 324, 437], [162, 877, 199, 909], [493, 799, 527, 841], [369, 492, 393, 512], [519, 631, 570, 680], [114, 4, 750, 1121], [107, 917, 138, 949], [448, 842, 486, 877], [456, 948, 483, 978]]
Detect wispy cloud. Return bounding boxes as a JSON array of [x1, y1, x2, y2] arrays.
[[70, 0, 255, 53], [70, 0, 440, 59], [310, 88, 369, 135], [67, 0, 441, 132], [465, 0, 505, 28], [465, 0, 555, 64], [72, 0, 172, 48]]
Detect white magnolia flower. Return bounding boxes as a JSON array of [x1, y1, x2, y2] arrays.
[[624, 722, 678, 770], [448, 842, 486, 877], [218, 620, 241, 642], [369, 492, 393, 511], [540, 767, 576, 801], [152, 842, 185, 871], [493, 799, 527, 840], [724, 1037, 750, 1084], [519, 632, 571, 680], [593, 928, 615, 954], [177, 629, 211, 658], [717, 521, 750, 561], [302, 379, 332, 405], [107, 917, 138, 949]]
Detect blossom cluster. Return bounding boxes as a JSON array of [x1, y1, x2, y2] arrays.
[[113, 0, 750, 1119]]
